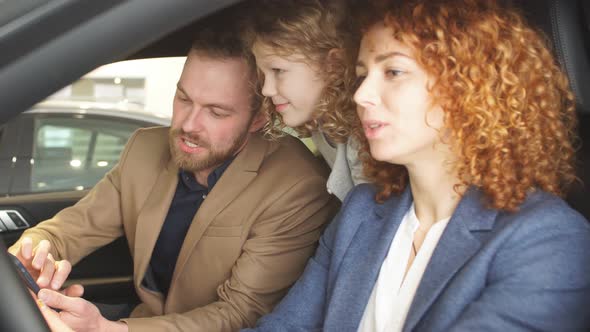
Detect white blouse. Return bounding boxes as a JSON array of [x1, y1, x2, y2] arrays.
[[357, 204, 450, 332]]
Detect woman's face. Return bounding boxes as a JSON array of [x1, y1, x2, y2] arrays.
[[354, 22, 447, 167], [253, 41, 326, 127]]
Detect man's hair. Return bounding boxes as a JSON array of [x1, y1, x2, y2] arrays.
[[356, 0, 578, 212], [189, 3, 262, 113], [244, 0, 359, 142]]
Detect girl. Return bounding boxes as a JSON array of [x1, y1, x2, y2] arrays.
[[248, 0, 365, 201]]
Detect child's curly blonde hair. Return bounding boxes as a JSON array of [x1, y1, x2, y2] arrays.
[[244, 0, 359, 143]]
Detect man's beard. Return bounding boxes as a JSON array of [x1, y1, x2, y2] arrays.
[[168, 127, 249, 172]]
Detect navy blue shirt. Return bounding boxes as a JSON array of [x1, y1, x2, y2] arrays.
[[149, 159, 233, 296]]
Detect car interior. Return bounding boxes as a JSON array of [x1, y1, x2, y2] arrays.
[[0, 0, 588, 330]]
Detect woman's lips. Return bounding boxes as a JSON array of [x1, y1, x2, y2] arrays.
[[362, 121, 388, 139]]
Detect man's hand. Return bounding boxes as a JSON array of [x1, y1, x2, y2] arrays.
[[37, 297, 74, 332], [12, 237, 75, 291], [38, 289, 128, 332]]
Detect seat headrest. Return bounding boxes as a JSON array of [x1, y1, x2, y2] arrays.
[[519, 0, 590, 113]]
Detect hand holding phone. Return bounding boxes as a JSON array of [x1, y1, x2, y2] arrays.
[[9, 252, 41, 294], [9, 253, 63, 313], [12, 237, 74, 292]]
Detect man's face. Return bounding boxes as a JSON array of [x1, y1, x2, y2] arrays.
[[169, 51, 264, 173]]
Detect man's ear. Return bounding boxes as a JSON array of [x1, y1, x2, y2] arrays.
[[249, 111, 268, 133]]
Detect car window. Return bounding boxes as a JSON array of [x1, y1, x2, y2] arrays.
[[20, 115, 143, 194], [3, 57, 181, 196], [5, 56, 319, 196]]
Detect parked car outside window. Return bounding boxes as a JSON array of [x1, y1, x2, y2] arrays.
[[0, 100, 170, 196]]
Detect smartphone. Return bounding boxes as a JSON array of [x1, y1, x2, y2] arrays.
[[8, 253, 41, 294]]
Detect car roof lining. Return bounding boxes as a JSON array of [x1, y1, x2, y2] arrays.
[[0, 0, 588, 117], [0, 0, 242, 124]]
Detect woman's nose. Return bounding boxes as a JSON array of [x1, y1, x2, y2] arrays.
[[353, 75, 379, 109]]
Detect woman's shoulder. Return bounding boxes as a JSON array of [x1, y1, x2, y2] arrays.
[[484, 190, 590, 296], [510, 190, 589, 230], [489, 190, 590, 252]]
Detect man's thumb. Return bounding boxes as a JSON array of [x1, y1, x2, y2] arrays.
[[38, 289, 66, 309]]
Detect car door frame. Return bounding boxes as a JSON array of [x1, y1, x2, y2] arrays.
[[0, 0, 242, 123]]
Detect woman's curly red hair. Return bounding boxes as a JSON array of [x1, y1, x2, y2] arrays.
[[356, 0, 578, 211]]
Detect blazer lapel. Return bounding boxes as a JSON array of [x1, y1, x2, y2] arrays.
[[134, 156, 179, 290], [403, 188, 498, 331], [328, 188, 413, 330], [169, 134, 268, 290]]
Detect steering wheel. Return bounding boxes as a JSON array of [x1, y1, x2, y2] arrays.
[[0, 240, 50, 331]]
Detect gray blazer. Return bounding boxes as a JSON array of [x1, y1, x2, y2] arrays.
[[312, 133, 366, 201], [245, 184, 590, 331]]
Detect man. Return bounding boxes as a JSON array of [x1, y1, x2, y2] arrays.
[[9, 9, 337, 332]]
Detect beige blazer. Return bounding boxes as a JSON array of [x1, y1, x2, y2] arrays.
[[15, 127, 337, 331]]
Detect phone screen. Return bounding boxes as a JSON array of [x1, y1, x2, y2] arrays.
[[8, 253, 41, 294]]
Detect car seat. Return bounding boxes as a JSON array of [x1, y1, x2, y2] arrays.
[[517, 0, 590, 220]]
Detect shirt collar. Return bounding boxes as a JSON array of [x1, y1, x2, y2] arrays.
[[178, 157, 234, 192]]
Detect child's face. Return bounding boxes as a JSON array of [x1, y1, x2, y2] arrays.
[[253, 41, 326, 128]]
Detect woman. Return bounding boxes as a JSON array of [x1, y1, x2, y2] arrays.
[[244, 0, 590, 330], [248, 0, 366, 201]]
